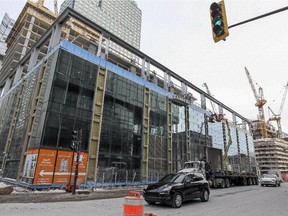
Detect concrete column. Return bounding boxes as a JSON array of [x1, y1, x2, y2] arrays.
[[48, 23, 62, 51], [146, 61, 150, 78], [12, 65, 24, 86], [104, 37, 110, 60], [232, 114, 237, 125], [27, 48, 40, 71], [21, 16, 35, 59], [242, 119, 247, 130], [201, 94, 206, 110], [163, 72, 168, 90], [96, 33, 103, 57], [141, 58, 147, 80], [2, 78, 12, 95], [181, 83, 187, 95]]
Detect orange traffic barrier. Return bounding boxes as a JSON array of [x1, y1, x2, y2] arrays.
[[65, 184, 79, 193], [123, 191, 144, 216]]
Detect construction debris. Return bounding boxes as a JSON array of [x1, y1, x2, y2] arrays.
[[0, 185, 13, 195]]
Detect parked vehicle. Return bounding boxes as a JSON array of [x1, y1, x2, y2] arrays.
[[143, 172, 210, 208], [179, 158, 258, 188], [260, 174, 281, 187]]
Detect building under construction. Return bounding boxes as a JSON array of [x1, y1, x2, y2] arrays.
[[0, 2, 256, 188], [246, 67, 288, 177]]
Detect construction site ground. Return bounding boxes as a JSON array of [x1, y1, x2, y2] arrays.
[[0, 186, 144, 203]]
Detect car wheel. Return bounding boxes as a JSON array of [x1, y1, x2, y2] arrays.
[[261, 184, 264, 187], [200, 189, 209, 202], [171, 192, 182, 208], [278, 183, 281, 187]]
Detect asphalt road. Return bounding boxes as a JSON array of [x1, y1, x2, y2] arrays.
[[1, 183, 288, 216]]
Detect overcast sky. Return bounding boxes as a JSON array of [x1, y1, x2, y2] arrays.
[[1, 0, 288, 133]]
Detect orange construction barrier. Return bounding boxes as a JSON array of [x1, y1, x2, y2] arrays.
[[123, 191, 144, 216]]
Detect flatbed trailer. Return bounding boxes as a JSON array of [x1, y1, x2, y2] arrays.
[[207, 170, 258, 188]]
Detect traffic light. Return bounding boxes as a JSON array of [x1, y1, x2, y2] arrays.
[[210, 0, 229, 43], [70, 130, 78, 151]]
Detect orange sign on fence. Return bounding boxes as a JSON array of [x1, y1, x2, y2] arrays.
[[25, 148, 88, 185], [53, 151, 74, 185], [70, 152, 88, 184], [33, 149, 57, 185]]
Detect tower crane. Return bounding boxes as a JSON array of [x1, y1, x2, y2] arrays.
[[245, 67, 267, 138], [268, 81, 288, 138]]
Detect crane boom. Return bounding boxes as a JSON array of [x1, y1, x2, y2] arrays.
[[279, 81, 288, 115], [268, 81, 288, 138], [245, 67, 258, 102], [203, 82, 217, 114], [54, 0, 59, 15]]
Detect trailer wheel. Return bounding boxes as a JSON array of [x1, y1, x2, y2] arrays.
[[212, 179, 218, 188], [220, 179, 225, 188], [242, 178, 247, 186], [225, 178, 230, 188], [247, 178, 252, 185]]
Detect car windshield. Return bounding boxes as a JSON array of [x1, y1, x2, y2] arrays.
[[263, 174, 276, 178], [159, 174, 186, 183]]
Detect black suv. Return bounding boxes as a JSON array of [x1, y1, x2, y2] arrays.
[[143, 172, 210, 208]]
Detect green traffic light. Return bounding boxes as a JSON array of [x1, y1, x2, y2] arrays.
[[213, 18, 222, 26], [210, 1, 229, 43]]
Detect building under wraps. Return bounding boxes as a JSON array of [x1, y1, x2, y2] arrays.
[[0, 8, 256, 188]]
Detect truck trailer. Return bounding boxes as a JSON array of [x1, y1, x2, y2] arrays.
[[179, 159, 258, 188]]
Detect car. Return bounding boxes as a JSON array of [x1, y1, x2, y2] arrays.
[[260, 174, 281, 187], [143, 172, 210, 208]]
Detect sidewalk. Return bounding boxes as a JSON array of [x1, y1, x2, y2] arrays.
[[0, 187, 144, 203]]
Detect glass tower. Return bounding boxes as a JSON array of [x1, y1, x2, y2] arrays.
[[60, 0, 142, 49]]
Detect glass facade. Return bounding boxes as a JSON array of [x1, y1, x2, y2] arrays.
[[172, 104, 186, 172], [0, 42, 256, 184], [148, 91, 167, 178], [41, 50, 97, 151], [98, 71, 144, 181]]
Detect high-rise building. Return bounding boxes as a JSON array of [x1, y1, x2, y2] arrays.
[[0, 13, 15, 70], [60, 0, 142, 60]]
